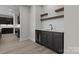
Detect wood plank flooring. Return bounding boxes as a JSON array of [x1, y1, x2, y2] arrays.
[[0, 34, 56, 54]]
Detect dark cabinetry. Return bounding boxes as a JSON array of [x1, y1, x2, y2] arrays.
[[0, 30, 2, 39], [41, 31, 48, 46], [47, 32, 55, 49], [15, 28, 20, 38], [53, 32, 64, 53], [35, 30, 64, 54], [0, 17, 13, 24], [2, 28, 13, 34]]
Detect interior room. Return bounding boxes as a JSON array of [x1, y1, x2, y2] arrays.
[[0, 5, 64, 54]]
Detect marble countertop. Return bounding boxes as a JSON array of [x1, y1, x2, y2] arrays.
[[36, 29, 64, 32]]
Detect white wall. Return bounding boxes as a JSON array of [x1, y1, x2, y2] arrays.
[[29, 6, 41, 42], [20, 6, 30, 40], [41, 5, 64, 32], [35, 6, 42, 29], [65, 6, 79, 54], [29, 6, 36, 42]]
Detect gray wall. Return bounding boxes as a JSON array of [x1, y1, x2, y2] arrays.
[[65, 5, 79, 53]]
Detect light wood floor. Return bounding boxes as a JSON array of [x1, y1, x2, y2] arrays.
[[0, 34, 56, 54]]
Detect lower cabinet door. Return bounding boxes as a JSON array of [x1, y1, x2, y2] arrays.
[[2, 28, 13, 34], [54, 32, 63, 53], [47, 32, 55, 49], [41, 31, 48, 46], [35, 31, 40, 43]]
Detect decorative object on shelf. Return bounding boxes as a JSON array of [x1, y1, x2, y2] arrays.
[[55, 7, 64, 12], [40, 13, 48, 17], [41, 15, 64, 21]]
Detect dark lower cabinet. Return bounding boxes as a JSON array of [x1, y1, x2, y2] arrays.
[[35, 30, 41, 44], [35, 30, 64, 54], [53, 32, 64, 53], [2, 28, 13, 34], [41, 31, 48, 46], [0, 31, 2, 39], [15, 28, 20, 38], [46, 32, 55, 49]]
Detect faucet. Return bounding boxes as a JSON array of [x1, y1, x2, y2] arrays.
[[49, 24, 53, 30]]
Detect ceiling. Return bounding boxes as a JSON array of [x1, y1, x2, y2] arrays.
[[0, 5, 20, 16], [0, 5, 32, 18]]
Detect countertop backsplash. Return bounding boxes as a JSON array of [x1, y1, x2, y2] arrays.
[[40, 5, 64, 32]]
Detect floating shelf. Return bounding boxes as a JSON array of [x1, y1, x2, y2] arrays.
[[40, 13, 48, 17], [41, 15, 64, 21], [55, 7, 64, 12]]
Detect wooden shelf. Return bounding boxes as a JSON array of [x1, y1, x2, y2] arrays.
[[40, 13, 48, 17], [41, 15, 64, 21], [55, 7, 64, 12]]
